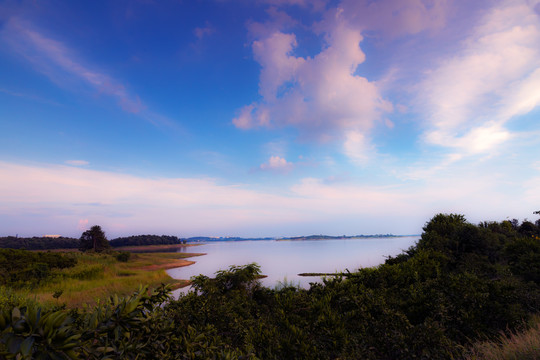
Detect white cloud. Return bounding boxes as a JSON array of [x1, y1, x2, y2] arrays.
[[240, 0, 540, 163], [234, 16, 392, 152], [260, 156, 293, 172], [235, 0, 455, 163], [419, 0, 540, 154], [343, 130, 373, 165]]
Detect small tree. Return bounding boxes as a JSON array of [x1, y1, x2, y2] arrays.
[[79, 225, 110, 252]]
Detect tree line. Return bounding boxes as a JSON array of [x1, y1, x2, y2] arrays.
[[0, 233, 185, 251], [109, 234, 185, 247]]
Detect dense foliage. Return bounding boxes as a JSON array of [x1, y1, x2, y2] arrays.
[[0, 249, 77, 288], [109, 235, 185, 247], [1, 213, 540, 359]]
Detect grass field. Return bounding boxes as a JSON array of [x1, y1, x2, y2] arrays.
[[19, 250, 204, 308]]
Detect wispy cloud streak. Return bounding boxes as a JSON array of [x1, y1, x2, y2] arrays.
[[1, 18, 147, 114]]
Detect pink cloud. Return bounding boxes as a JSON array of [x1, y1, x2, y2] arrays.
[[77, 219, 89, 231]]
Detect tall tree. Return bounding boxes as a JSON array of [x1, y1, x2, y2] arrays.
[[79, 225, 110, 252]]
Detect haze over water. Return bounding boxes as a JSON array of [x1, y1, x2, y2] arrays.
[[168, 236, 419, 292]]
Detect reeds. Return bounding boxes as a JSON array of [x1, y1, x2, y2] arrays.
[[466, 314, 540, 359]]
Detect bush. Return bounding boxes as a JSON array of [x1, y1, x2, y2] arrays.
[[115, 251, 131, 262]]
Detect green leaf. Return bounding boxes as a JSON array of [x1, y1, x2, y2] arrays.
[[7, 335, 23, 354], [20, 336, 34, 357]]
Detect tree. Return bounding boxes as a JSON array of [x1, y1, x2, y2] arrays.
[[79, 225, 110, 252], [534, 211, 540, 228]]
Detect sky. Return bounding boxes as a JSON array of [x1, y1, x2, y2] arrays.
[[1, 0, 539, 238]]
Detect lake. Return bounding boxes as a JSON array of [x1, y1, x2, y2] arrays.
[[167, 236, 419, 293]]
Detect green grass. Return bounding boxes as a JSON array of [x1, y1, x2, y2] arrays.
[[466, 314, 540, 359], [0, 286, 41, 311], [15, 251, 199, 308]]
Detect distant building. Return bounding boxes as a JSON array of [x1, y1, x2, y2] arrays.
[[43, 234, 62, 238]]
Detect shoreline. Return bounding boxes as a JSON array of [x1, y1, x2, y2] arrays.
[[141, 258, 196, 271], [137, 251, 206, 289]]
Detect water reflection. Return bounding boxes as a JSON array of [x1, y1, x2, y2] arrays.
[[168, 236, 418, 295]]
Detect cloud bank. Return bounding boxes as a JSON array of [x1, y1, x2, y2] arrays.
[[1, 160, 538, 237]]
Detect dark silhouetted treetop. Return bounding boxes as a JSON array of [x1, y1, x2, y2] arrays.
[[79, 225, 110, 252]]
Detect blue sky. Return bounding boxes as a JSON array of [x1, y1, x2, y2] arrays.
[[1, 0, 539, 238]]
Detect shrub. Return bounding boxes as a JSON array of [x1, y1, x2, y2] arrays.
[[115, 251, 131, 262]]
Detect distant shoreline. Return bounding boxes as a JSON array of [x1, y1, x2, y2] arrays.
[[276, 235, 419, 242], [188, 234, 420, 243]]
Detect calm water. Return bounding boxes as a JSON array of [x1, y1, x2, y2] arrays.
[[168, 236, 419, 293]]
